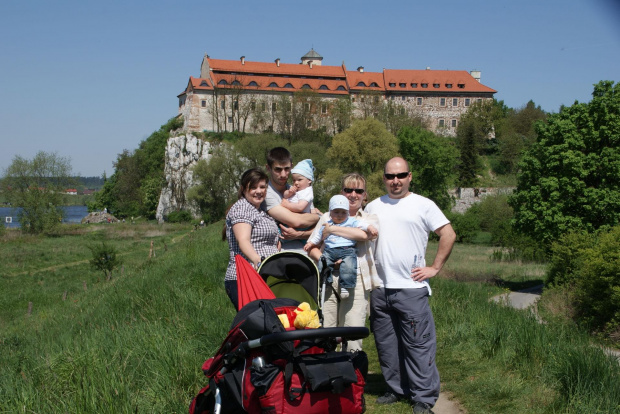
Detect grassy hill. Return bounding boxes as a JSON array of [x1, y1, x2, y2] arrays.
[[1, 223, 618, 413]]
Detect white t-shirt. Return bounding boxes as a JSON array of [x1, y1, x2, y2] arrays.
[[263, 182, 308, 253], [365, 193, 450, 292], [287, 186, 314, 214]]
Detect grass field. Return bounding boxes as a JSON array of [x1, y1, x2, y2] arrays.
[[1, 222, 618, 413]]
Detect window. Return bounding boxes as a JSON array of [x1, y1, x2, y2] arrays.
[[445, 83, 453, 88], [400, 107, 406, 115], [304, 102, 311, 111], [458, 83, 465, 89], [390, 96, 395, 101], [201, 100, 206, 107], [402, 96, 406, 101], [321, 103, 327, 114], [360, 97, 365, 103], [272, 102, 277, 112], [250, 101, 256, 111], [284, 83, 293, 88], [261, 102, 266, 111], [389, 82, 396, 87], [411, 83, 418, 88], [218, 80, 228, 85], [285, 102, 292, 112], [465, 98, 471, 107], [421, 83, 428, 88], [301, 84, 311, 89], [438, 119, 445, 127], [399, 83, 406, 88], [306, 119, 312, 128], [233, 100, 238, 111], [200, 81, 209, 86], [228, 116, 233, 123], [370, 82, 379, 87], [452, 98, 458, 106], [231, 80, 241, 86], [440, 98, 446, 106], [433, 83, 440, 88], [357, 81, 367, 87], [352, 97, 356, 103], [451, 119, 457, 128], [319, 85, 329, 90], [220, 100, 225, 109], [417, 97, 423, 106], [268, 82, 278, 87], [336, 86, 346, 91], [477, 98, 482, 103], [248, 81, 258, 87]]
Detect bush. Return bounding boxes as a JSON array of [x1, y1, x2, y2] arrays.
[[445, 210, 479, 243], [166, 210, 193, 223], [88, 242, 122, 277], [547, 231, 594, 287]]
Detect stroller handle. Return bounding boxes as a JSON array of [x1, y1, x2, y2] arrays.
[[245, 327, 369, 350]]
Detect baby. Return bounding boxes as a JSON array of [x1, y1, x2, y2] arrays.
[[280, 159, 314, 214], [304, 195, 377, 299]]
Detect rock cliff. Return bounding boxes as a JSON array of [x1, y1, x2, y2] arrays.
[[156, 134, 213, 223]]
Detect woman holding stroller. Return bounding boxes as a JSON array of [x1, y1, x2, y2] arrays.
[[307, 173, 380, 351], [223, 168, 279, 310]]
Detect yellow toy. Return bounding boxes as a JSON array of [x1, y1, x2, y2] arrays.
[[277, 302, 321, 329]]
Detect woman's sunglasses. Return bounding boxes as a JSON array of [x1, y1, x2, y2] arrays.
[[343, 188, 365, 194], [384, 172, 409, 180]]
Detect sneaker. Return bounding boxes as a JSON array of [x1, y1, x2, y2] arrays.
[[376, 391, 402, 405], [412, 401, 434, 414], [340, 287, 350, 299]]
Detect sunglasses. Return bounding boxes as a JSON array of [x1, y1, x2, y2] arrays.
[[384, 172, 409, 180], [343, 188, 365, 194]]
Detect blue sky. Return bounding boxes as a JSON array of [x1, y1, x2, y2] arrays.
[[1, 0, 618, 177]]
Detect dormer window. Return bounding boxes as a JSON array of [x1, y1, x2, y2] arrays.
[[421, 83, 428, 88], [356, 81, 367, 87], [284, 83, 294, 88], [389, 83, 396, 87], [336, 86, 346, 91], [248, 81, 258, 87], [399, 83, 406, 88], [200, 81, 209, 86], [301, 84, 311, 89], [433, 83, 440, 88], [370, 82, 379, 87], [411, 83, 418, 88], [458, 83, 465, 89], [319, 85, 329, 90], [218, 80, 228, 85], [445, 83, 453, 88], [268, 82, 278, 87], [231, 80, 241, 86]]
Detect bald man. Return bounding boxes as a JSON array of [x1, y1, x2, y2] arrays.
[[365, 157, 456, 414]]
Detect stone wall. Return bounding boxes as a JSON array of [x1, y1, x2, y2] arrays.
[[450, 187, 515, 213], [155, 134, 215, 223]]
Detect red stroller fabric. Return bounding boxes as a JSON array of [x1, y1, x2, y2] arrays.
[[236, 254, 275, 310]]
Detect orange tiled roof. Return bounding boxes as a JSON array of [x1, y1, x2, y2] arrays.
[[209, 73, 348, 95], [208, 58, 346, 78], [383, 69, 496, 93], [346, 71, 386, 91], [178, 76, 213, 97]]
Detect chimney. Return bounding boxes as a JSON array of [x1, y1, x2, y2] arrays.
[[275, 58, 280, 67], [240, 56, 245, 65], [426, 66, 430, 70], [470, 70, 481, 82], [357, 66, 364, 73]]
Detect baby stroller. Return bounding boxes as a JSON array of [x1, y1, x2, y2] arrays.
[[189, 252, 370, 414]]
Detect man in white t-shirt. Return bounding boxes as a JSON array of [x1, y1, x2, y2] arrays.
[[262, 148, 320, 254], [365, 157, 456, 414]]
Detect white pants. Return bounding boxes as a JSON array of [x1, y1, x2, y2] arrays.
[[322, 273, 369, 351]]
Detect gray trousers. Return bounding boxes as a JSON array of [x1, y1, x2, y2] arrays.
[[370, 287, 440, 406]]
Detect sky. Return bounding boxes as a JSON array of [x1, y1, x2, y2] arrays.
[[1, 0, 619, 177]]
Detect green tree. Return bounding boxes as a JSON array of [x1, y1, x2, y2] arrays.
[[186, 143, 251, 223], [510, 81, 620, 246], [397, 126, 459, 210], [0, 151, 74, 234]]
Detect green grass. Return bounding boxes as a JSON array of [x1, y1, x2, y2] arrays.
[[1, 224, 618, 413]]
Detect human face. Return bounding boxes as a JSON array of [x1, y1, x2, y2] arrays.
[[341, 180, 366, 214], [383, 159, 411, 199], [330, 208, 349, 224], [292, 173, 311, 190], [243, 180, 268, 208], [267, 161, 291, 191]]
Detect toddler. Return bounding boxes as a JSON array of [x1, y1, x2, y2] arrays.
[[281, 159, 314, 213], [304, 195, 377, 299]]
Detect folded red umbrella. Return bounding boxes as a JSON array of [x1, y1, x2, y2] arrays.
[[236, 254, 275, 310]]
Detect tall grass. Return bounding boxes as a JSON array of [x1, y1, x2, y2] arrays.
[[1, 224, 618, 413]]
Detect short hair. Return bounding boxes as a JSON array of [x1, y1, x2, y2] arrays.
[[342, 173, 366, 190], [266, 147, 292, 168], [237, 167, 269, 199]]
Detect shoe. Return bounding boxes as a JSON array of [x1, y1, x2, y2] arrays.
[[412, 401, 435, 414], [340, 287, 350, 299], [376, 391, 402, 405]]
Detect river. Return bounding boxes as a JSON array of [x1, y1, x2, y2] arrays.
[[0, 205, 90, 228]]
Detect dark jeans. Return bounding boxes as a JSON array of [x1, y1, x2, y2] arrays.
[[225, 279, 239, 310], [319, 246, 358, 289]]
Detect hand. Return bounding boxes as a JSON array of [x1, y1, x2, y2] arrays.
[[367, 225, 378, 239], [279, 224, 300, 240], [410, 266, 439, 282], [283, 187, 297, 199], [321, 222, 332, 240], [303, 242, 315, 252], [332, 259, 343, 270], [311, 207, 322, 215]]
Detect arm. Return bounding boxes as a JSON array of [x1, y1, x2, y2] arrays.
[[322, 223, 368, 241], [281, 198, 310, 213], [411, 223, 456, 282], [283, 187, 297, 199], [280, 224, 314, 241], [267, 204, 320, 228], [232, 222, 261, 267]]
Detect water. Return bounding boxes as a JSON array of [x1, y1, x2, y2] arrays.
[[0, 205, 90, 228]]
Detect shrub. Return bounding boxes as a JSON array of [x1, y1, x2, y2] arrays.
[[547, 231, 594, 287], [166, 210, 193, 223], [445, 210, 479, 243], [88, 242, 122, 277]]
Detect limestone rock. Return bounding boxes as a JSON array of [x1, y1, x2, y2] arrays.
[[81, 212, 120, 224]]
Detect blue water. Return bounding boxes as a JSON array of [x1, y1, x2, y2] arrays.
[[0, 205, 89, 228]]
